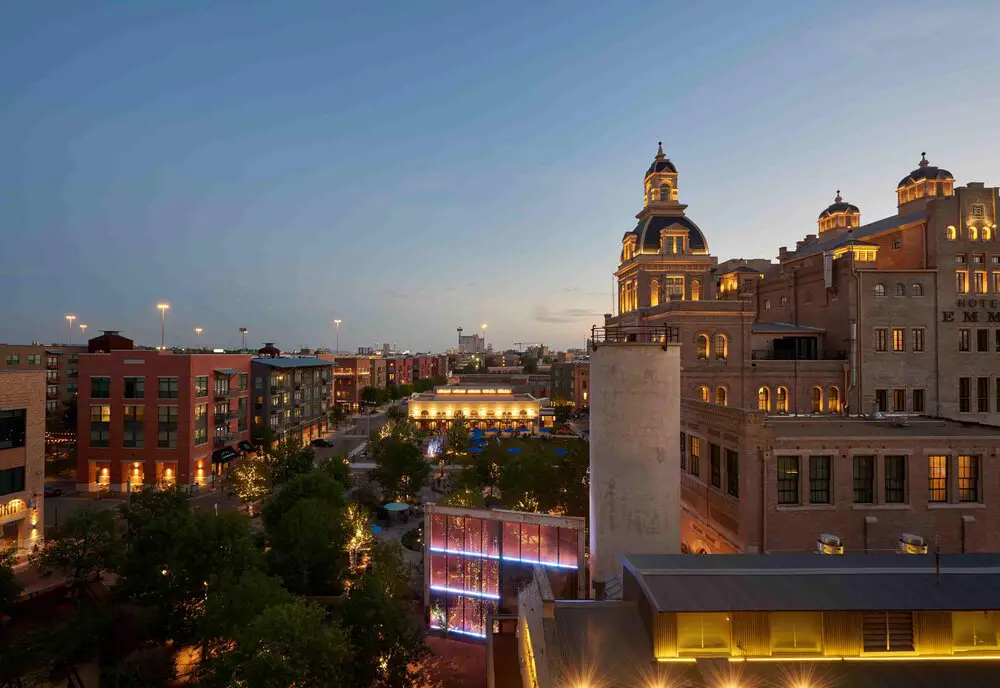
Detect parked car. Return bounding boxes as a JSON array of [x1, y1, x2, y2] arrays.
[[44, 484, 64, 498], [311, 438, 335, 448]]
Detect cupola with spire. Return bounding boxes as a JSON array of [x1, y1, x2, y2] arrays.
[[818, 190, 861, 233], [896, 152, 954, 210], [643, 141, 678, 206]]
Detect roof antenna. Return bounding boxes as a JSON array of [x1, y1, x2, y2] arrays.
[[935, 535, 941, 585], [919, 152, 929, 168], [835, 189, 842, 203], [656, 141, 664, 159]]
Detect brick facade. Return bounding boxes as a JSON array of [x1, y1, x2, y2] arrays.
[[0, 371, 45, 554]]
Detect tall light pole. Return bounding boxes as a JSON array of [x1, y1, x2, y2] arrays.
[[65, 315, 76, 344], [239, 327, 248, 352], [481, 323, 488, 353], [334, 319, 342, 354], [79, 323, 88, 341], [194, 327, 203, 348], [157, 303, 170, 350]]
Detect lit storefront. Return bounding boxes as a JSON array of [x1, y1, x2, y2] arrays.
[[409, 386, 551, 433], [424, 505, 585, 639]]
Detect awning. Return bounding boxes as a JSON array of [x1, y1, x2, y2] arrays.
[[212, 446, 238, 463], [215, 368, 241, 376], [238, 440, 255, 453]]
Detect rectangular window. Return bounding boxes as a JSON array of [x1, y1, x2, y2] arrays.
[[27, 354, 41, 365], [777, 456, 799, 505], [726, 449, 739, 498], [978, 329, 990, 353], [0, 467, 26, 496], [679, 432, 687, 472], [862, 612, 914, 653], [875, 389, 888, 412], [194, 403, 209, 446], [974, 271, 987, 294], [892, 328, 905, 352], [874, 328, 888, 352], [239, 373, 248, 391], [853, 456, 875, 504], [912, 389, 925, 413], [158, 405, 178, 448], [953, 612, 999, 651], [255, 377, 263, 390], [123, 376, 144, 399], [689, 437, 701, 478], [709, 443, 721, 489], [90, 404, 111, 448], [993, 272, 1000, 294], [892, 389, 906, 413], [959, 377, 971, 412], [158, 377, 179, 399], [91, 376, 111, 399], [974, 254, 985, 264], [928, 455, 948, 502], [959, 329, 971, 352], [90, 404, 111, 423], [913, 328, 925, 352], [884, 456, 907, 503], [123, 405, 145, 448], [959, 455, 980, 502], [956, 270, 968, 294], [808, 456, 831, 504], [978, 377, 990, 412], [4, 354, 19, 365], [0, 409, 27, 450], [46, 400, 59, 413], [46, 369, 58, 381], [771, 612, 823, 654], [194, 375, 209, 397], [677, 613, 731, 655]]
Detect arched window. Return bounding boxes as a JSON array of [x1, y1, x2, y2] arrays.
[[715, 387, 728, 406], [828, 386, 841, 413], [696, 334, 709, 360], [420, 410, 429, 417], [969, 226, 979, 241], [811, 386, 823, 413], [757, 386, 770, 412], [714, 334, 728, 361], [659, 183, 671, 201], [874, 283, 886, 297], [894, 283, 905, 297], [911, 283, 924, 297], [649, 280, 659, 307], [946, 226, 957, 241], [696, 386, 709, 403], [776, 386, 788, 414], [691, 280, 702, 301], [779, 296, 788, 308], [984, 225, 994, 241]]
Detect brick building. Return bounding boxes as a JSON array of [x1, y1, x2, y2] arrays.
[[0, 371, 45, 555], [250, 345, 331, 447], [1, 343, 88, 430], [320, 355, 370, 413], [550, 360, 590, 410], [385, 356, 413, 387], [369, 357, 387, 389], [607, 145, 1000, 553], [75, 333, 252, 493]]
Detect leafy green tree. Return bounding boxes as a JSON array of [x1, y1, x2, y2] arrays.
[[391, 419, 419, 444], [271, 435, 316, 484], [318, 454, 352, 490], [499, 453, 560, 513], [522, 356, 538, 374], [0, 547, 22, 617], [198, 570, 295, 658], [554, 403, 572, 426], [398, 383, 413, 398], [440, 488, 485, 508], [201, 599, 351, 688], [330, 405, 348, 425], [446, 422, 470, 459], [262, 471, 346, 532], [266, 497, 347, 596], [361, 386, 384, 406], [339, 542, 427, 688], [385, 404, 406, 422], [30, 507, 120, 596], [371, 441, 430, 503]]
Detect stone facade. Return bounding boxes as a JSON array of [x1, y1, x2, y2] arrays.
[[0, 371, 45, 555]]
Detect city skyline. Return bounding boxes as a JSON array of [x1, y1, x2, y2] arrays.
[[4, 1, 1000, 351]]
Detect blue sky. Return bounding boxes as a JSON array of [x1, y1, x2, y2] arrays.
[[2, 1, 999, 352]]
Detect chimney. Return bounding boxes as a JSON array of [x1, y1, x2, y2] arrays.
[[805, 233, 817, 243], [778, 246, 788, 260], [795, 240, 806, 250]]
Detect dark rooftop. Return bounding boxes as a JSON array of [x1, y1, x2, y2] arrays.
[[786, 209, 927, 260], [250, 357, 332, 369], [765, 415, 1000, 438], [751, 322, 825, 334]]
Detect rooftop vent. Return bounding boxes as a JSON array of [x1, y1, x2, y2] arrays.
[[817, 533, 844, 555], [898, 533, 928, 555]]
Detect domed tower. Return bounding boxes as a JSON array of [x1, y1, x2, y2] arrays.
[[818, 190, 861, 233], [897, 152, 954, 211], [643, 142, 678, 206]]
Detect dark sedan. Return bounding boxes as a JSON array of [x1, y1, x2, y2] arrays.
[[311, 438, 335, 448]]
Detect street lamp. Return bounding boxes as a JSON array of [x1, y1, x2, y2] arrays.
[[334, 319, 342, 354], [239, 327, 248, 351], [194, 327, 203, 348], [157, 303, 170, 350], [481, 323, 487, 353], [79, 323, 88, 341], [65, 315, 76, 344]]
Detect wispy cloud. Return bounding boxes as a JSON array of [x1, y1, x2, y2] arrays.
[[533, 305, 604, 324]]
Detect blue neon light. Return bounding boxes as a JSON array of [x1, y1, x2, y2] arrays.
[[428, 546, 578, 570], [429, 625, 487, 639], [430, 585, 500, 600]]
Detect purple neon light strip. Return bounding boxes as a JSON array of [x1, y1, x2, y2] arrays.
[[428, 546, 578, 570], [429, 585, 500, 600]]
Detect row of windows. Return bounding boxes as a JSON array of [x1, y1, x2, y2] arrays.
[[695, 386, 728, 406], [873, 282, 924, 297], [957, 328, 1000, 353], [90, 374, 248, 400], [955, 269, 1000, 294], [762, 296, 788, 310], [680, 433, 740, 499], [945, 224, 995, 241], [756, 385, 843, 414], [873, 327, 926, 352], [695, 333, 728, 360], [777, 454, 981, 505], [958, 377, 1000, 414], [3, 354, 47, 365], [873, 388, 926, 414]]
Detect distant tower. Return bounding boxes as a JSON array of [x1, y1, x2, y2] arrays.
[[588, 325, 681, 598], [457, 326, 463, 350]]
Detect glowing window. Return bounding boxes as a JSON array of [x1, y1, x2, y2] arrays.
[[828, 386, 841, 413], [776, 386, 788, 413], [696, 335, 709, 360], [714, 334, 728, 361], [715, 387, 727, 407], [810, 387, 822, 413], [691, 280, 702, 301], [696, 386, 709, 403], [771, 612, 823, 653], [970, 226, 979, 241], [757, 386, 770, 412], [677, 613, 731, 655], [953, 612, 999, 651], [659, 183, 671, 201], [946, 226, 957, 241], [873, 283, 886, 297]]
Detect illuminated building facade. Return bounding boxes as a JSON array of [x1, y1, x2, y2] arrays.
[[505, 553, 1000, 688], [424, 505, 585, 639], [76, 338, 253, 493], [250, 348, 331, 447], [318, 355, 370, 412], [0, 371, 45, 555], [549, 360, 589, 410], [408, 385, 550, 432], [606, 146, 1000, 555]]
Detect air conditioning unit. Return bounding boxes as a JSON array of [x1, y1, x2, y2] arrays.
[[898, 533, 928, 555], [817, 533, 844, 555]]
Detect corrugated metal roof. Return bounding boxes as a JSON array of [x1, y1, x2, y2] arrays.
[[250, 357, 332, 369]]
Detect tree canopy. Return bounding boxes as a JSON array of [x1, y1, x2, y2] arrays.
[[30, 507, 121, 596], [372, 440, 430, 503]]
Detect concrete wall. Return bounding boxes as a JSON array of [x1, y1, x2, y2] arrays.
[[589, 342, 680, 590]]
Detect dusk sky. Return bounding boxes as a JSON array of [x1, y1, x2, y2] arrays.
[[3, 1, 999, 352]]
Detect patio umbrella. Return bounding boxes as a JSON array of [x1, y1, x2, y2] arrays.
[[469, 447, 483, 454], [517, 426, 529, 433], [539, 428, 552, 434], [553, 448, 569, 456], [508, 447, 522, 454], [486, 428, 499, 434], [471, 429, 484, 437], [371, 524, 383, 534], [384, 502, 409, 512]]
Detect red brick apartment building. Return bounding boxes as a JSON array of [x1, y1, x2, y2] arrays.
[[75, 332, 252, 493], [608, 145, 1000, 554], [318, 355, 370, 412], [1, 342, 88, 430]]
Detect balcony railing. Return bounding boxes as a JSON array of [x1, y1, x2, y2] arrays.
[[213, 435, 234, 448], [590, 324, 680, 350], [270, 385, 281, 394], [46, 389, 59, 399], [46, 362, 59, 370], [751, 350, 846, 361], [214, 388, 230, 400], [67, 370, 78, 378]]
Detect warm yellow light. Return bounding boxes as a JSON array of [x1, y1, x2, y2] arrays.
[[100, 467, 109, 476], [65, 314, 76, 322], [194, 327, 203, 335], [79, 323, 88, 333], [165, 467, 173, 477], [157, 303, 170, 311], [133, 468, 140, 476], [134, 462, 140, 468]]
